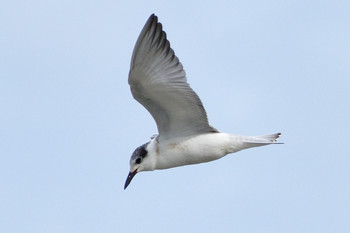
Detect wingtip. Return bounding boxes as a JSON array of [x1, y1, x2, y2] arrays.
[[148, 13, 158, 22]]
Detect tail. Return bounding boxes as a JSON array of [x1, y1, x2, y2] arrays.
[[240, 133, 282, 149]]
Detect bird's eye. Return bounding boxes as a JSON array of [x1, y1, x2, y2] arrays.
[[135, 158, 142, 164]]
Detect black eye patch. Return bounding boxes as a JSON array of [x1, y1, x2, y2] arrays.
[[135, 158, 142, 164]]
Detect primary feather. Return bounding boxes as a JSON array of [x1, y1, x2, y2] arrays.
[[129, 14, 217, 141]]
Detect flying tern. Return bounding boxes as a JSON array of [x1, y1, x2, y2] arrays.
[[124, 14, 281, 189]]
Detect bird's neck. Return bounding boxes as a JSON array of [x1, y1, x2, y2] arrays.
[[142, 139, 159, 171]]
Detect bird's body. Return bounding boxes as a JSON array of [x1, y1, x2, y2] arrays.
[[124, 14, 282, 189], [141, 133, 280, 171], [155, 133, 235, 169]]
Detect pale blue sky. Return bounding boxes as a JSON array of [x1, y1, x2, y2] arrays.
[[1, 1, 349, 232]]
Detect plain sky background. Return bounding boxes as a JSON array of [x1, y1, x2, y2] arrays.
[[1, 0, 349, 232]]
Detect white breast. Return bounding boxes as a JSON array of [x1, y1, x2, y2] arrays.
[[154, 133, 242, 170]]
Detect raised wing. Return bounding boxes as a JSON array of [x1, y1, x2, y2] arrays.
[[128, 14, 217, 140]]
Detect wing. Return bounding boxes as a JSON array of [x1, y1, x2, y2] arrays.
[[128, 14, 217, 140]]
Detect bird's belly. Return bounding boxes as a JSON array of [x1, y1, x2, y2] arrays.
[[155, 133, 234, 169]]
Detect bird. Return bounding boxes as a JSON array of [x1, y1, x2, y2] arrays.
[[124, 14, 282, 189]]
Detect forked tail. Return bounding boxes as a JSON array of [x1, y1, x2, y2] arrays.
[[241, 133, 282, 149]]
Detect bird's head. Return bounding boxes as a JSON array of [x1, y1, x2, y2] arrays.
[[124, 142, 153, 189]]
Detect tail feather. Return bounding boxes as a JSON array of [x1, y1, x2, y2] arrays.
[[248, 133, 281, 143], [241, 133, 282, 149]]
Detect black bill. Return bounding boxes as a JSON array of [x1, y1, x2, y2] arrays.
[[124, 169, 137, 189]]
